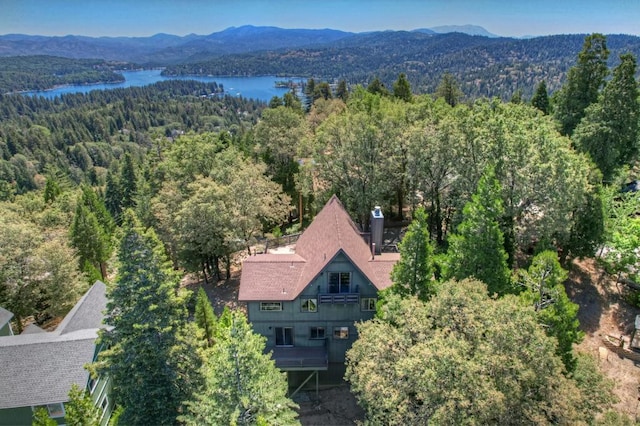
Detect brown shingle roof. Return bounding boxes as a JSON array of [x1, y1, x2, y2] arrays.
[[239, 195, 399, 301]]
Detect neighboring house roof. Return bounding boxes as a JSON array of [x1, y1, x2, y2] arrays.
[[239, 195, 399, 301], [0, 281, 107, 410], [56, 280, 107, 334], [0, 307, 13, 328], [0, 329, 99, 409], [21, 323, 46, 335]]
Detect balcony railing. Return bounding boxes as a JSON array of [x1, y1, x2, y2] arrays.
[[318, 293, 359, 304]]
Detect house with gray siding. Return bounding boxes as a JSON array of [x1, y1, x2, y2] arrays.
[[0, 281, 113, 425], [239, 195, 399, 382]]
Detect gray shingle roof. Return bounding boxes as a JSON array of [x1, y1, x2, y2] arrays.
[[56, 281, 107, 335], [0, 307, 13, 328], [0, 329, 99, 409], [0, 281, 108, 409]]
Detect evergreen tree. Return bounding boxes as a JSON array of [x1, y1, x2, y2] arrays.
[[531, 80, 550, 115], [509, 89, 523, 104], [70, 203, 111, 281], [180, 310, 299, 426], [335, 79, 349, 102], [554, 33, 609, 136], [95, 211, 203, 425], [64, 384, 100, 426], [435, 72, 462, 107], [367, 77, 389, 96], [43, 176, 61, 203], [444, 167, 511, 296], [390, 207, 436, 300], [195, 287, 217, 347], [119, 153, 137, 211], [81, 185, 115, 236], [392, 73, 412, 102], [574, 53, 639, 181], [104, 167, 122, 223]]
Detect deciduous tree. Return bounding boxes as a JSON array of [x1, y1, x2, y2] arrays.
[[517, 250, 582, 371], [64, 384, 100, 426], [346, 280, 596, 424]]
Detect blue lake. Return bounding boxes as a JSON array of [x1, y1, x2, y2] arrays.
[[25, 69, 301, 102]]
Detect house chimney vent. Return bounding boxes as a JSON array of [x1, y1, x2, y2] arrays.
[[370, 206, 384, 255]]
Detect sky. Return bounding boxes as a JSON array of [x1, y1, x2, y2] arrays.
[[2, 0, 639, 38]]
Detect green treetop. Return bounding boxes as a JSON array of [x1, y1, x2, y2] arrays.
[[390, 207, 436, 300], [95, 211, 203, 425], [180, 310, 299, 426], [444, 166, 511, 295], [554, 33, 609, 136]]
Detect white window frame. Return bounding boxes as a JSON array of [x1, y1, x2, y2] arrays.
[[99, 395, 109, 423], [301, 298, 318, 312], [361, 298, 377, 311], [46, 402, 65, 418], [260, 302, 282, 311], [333, 326, 349, 340]]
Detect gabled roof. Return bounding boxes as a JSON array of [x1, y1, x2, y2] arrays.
[[239, 195, 399, 301], [56, 280, 107, 335], [0, 281, 108, 409], [0, 307, 13, 329]]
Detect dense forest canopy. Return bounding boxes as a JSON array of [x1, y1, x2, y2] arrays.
[[0, 56, 127, 93]]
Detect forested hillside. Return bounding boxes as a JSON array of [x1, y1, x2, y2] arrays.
[[165, 32, 640, 99], [0, 80, 262, 196], [0, 56, 126, 93]]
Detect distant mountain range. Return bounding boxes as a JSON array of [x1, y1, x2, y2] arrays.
[[0, 25, 502, 64], [1, 25, 639, 100]]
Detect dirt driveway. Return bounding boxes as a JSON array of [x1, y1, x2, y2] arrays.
[[567, 258, 640, 419]]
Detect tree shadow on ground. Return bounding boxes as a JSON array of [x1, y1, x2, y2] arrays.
[[566, 259, 608, 336]]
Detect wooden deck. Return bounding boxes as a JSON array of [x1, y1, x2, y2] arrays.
[[269, 346, 329, 371]]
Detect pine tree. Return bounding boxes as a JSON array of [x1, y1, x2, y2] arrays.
[[444, 167, 511, 296], [69, 203, 111, 281], [367, 77, 389, 96], [435, 72, 462, 107], [119, 153, 137, 211], [573, 53, 639, 181], [195, 287, 217, 347], [531, 80, 550, 115], [95, 211, 203, 425], [390, 207, 436, 300], [335, 79, 349, 102], [180, 310, 299, 426], [392, 73, 412, 102], [104, 167, 122, 223], [554, 33, 609, 136]]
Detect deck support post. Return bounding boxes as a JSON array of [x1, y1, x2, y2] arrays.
[[288, 370, 319, 399]]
